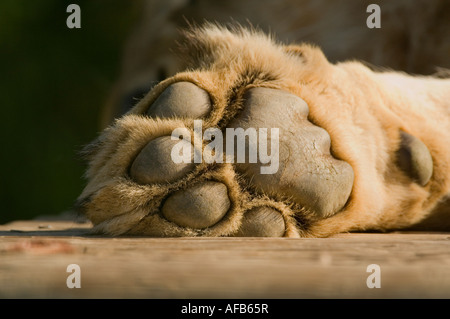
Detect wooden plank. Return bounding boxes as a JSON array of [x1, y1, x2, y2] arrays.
[[1, 220, 449, 298]]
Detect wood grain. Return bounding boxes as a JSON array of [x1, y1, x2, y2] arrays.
[[1, 220, 449, 298]]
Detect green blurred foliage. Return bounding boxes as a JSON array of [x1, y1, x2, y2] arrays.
[[0, 0, 139, 223]]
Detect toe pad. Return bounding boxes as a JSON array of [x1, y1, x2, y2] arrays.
[[129, 136, 196, 185], [162, 181, 231, 229], [147, 82, 211, 119], [397, 131, 433, 186], [234, 207, 285, 237]]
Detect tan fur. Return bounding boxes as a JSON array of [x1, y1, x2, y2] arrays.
[[78, 24, 450, 237], [101, 0, 450, 127]]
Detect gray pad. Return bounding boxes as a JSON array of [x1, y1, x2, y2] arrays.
[[397, 131, 433, 186], [147, 82, 211, 119], [129, 136, 196, 184], [162, 182, 230, 229], [228, 87, 354, 218]]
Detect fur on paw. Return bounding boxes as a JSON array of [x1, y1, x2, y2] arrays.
[[77, 80, 302, 237], [76, 24, 448, 237]]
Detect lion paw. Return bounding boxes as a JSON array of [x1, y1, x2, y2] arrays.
[[76, 25, 440, 237], [77, 77, 355, 237]]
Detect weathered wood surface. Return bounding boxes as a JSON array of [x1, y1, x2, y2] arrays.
[[1, 219, 449, 298]]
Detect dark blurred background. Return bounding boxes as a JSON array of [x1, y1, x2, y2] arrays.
[[0, 1, 139, 223]]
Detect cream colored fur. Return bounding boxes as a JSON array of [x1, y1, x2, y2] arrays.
[[101, 0, 450, 126], [78, 25, 450, 237]]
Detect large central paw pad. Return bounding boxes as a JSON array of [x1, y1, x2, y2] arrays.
[[78, 80, 355, 237], [229, 87, 354, 218]]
